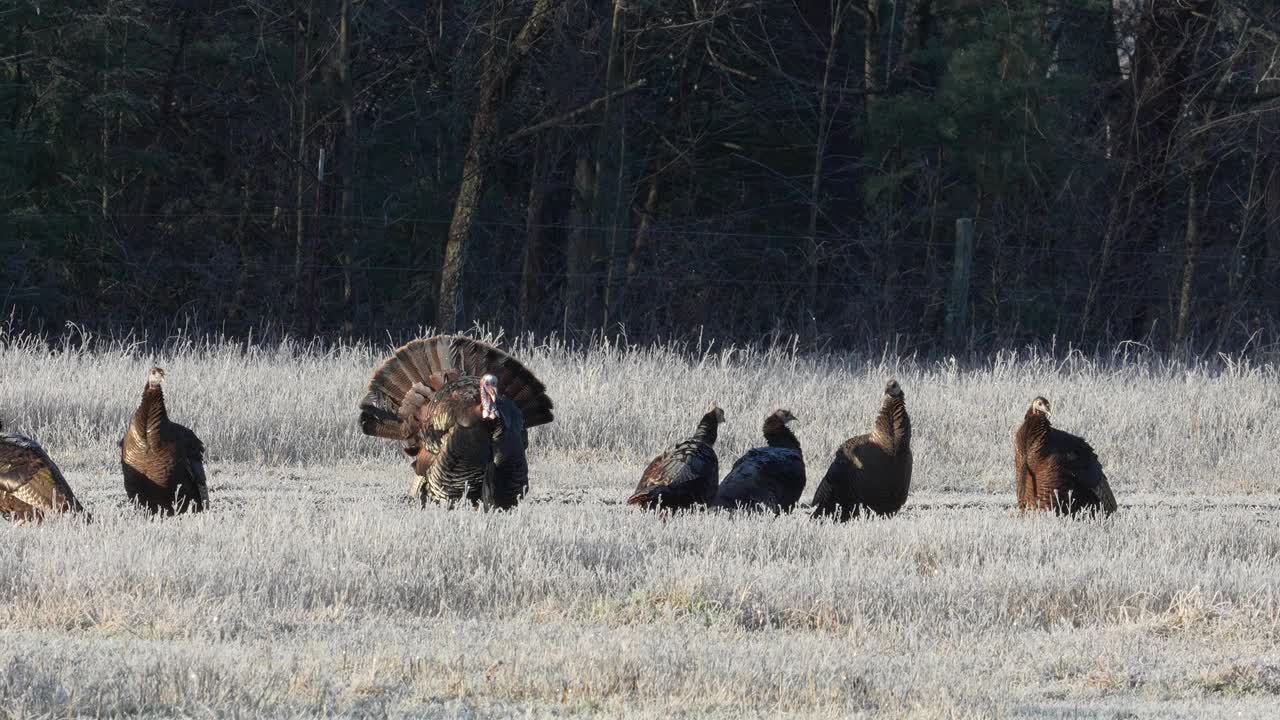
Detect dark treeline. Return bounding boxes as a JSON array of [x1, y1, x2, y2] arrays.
[[3, 0, 1280, 353]]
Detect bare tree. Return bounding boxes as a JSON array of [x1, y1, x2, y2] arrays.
[[1081, 0, 1220, 341], [437, 0, 556, 331]]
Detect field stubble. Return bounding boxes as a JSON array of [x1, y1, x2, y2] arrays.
[[2, 331, 1280, 717]]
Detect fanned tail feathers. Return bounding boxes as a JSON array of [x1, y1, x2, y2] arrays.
[[359, 335, 555, 439]]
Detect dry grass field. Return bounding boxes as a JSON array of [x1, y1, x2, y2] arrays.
[[3, 329, 1280, 718]]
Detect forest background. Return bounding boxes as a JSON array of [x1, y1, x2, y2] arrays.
[[3, 0, 1280, 354]]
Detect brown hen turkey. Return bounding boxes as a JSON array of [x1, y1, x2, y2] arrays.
[[121, 367, 209, 515], [358, 335, 554, 510], [1014, 396, 1117, 515], [629, 403, 723, 511], [1, 421, 87, 524], [811, 378, 912, 521]]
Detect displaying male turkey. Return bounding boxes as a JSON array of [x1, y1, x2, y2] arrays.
[[1, 421, 88, 524], [629, 403, 724, 511], [713, 409, 805, 514], [358, 335, 554, 510], [811, 378, 912, 521], [1014, 396, 1118, 515], [121, 367, 209, 514]]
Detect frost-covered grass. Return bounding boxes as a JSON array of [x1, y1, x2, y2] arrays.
[[4, 329, 1279, 494], [2, 330, 1280, 717]]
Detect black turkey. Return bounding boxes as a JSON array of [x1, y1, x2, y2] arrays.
[[629, 403, 723, 511], [713, 409, 805, 514], [811, 378, 912, 521]]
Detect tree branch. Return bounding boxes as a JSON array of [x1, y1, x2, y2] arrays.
[[505, 79, 647, 143]]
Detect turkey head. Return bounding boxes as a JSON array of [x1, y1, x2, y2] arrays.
[[707, 402, 726, 424], [1028, 396, 1051, 417], [479, 374, 499, 420]]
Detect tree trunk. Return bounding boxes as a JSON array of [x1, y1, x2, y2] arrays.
[[227, 171, 255, 330], [627, 171, 661, 280], [8, 22, 22, 131], [437, 0, 554, 331], [599, 0, 630, 332], [1263, 33, 1280, 318], [621, 28, 699, 331], [520, 136, 553, 332], [1081, 0, 1218, 341], [337, 0, 357, 333], [292, 0, 317, 317], [884, 0, 903, 87], [1175, 166, 1202, 346], [100, 3, 112, 217], [863, 0, 881, 114], [1053, 0, 1122, 140], [564, 142, 599, 335], [805, 1, 848, 333], [134, 11, 190, 224], [895, 0, 934, 88]]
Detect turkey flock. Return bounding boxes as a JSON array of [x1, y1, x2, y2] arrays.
[[1, 334, 1118, 524]]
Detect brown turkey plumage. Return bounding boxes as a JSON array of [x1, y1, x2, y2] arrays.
[[358, 335, 554, 510], [1014, 396, 1118, 515], [629, 403, 723, 511], [1, 421, 88, 524], [121, 367, 209, 515], [713, 409, 805, 514], [810, 378, 912, 521]]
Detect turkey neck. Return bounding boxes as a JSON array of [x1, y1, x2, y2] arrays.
[[136, 384, 168, 424], [692, 414, 720, 445], [145, 382, 165, 405], [1019, 412, 1050, 453], [873, 395, 911, 454], [762, 417, 800, 452]]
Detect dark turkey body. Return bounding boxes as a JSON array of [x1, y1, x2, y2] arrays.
[[713, 448, 805, 514], [631, 440, 718, 510], [811, 434, 913, 520], [413, 378, 528, 509], [630, 411, 720, 511], [122, 424, 206, 515], [810, 390, 912, 522]]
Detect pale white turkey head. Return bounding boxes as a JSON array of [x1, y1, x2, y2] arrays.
[[479, 374, 499, 420], [1029, 396, 1051, 417], [884, 378, 903, 398], [147, 367, 166, 388], [705, 402, 725, 423]]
